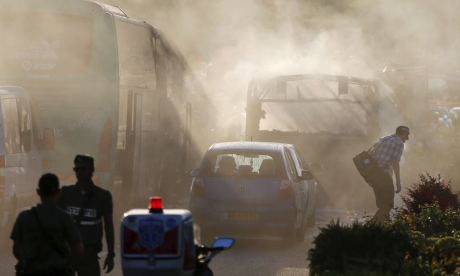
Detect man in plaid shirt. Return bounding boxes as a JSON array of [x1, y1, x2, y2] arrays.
[[369, 126, 410, 222]]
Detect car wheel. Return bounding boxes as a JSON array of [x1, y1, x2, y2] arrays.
[[306, 207, 316, 228], [282, 226, 296, 245], [295, 214, 307, 242]]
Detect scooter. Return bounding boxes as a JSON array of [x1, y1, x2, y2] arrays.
[[194, 238, 235, 276], [121, 197, 234, 276]]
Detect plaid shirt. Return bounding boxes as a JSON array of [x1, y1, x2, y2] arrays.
[[369, 134, 404, 175]]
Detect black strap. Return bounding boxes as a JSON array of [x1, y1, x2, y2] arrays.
[[75, 192, 94, 226], [32, 207, 66, 257]]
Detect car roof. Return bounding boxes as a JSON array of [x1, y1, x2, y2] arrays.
[[208, 142, 293, 153]]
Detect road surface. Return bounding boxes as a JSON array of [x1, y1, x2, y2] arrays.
[[0, 209, 348, 276]]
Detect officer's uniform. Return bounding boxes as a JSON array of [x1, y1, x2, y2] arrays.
[[57, 182, 113, 276], [10, 203, 82, 275]]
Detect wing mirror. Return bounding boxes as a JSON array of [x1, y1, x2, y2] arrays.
[[190, 168, 200, 177], [309, 163, 324, 173], [301, 170, 314, 180], [212, 238, 235, 249]]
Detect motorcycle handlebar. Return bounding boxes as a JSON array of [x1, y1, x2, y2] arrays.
[[196, 246, 226, 254]]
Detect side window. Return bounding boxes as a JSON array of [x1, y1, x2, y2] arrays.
[[284, 149, 297, 179], [2, 98, 20, 154], [17, 98, 31, 153], [294, 148, 309, 170]]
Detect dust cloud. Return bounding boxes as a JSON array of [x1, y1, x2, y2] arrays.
[[106, 0, 459, 133], [102, 0, 460, 213]]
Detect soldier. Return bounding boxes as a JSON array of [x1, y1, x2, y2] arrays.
[[11, 173, 83, 276], [57, 155, 115, 276]]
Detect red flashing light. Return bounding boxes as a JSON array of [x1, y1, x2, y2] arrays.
[[149, 196, 163, 213]]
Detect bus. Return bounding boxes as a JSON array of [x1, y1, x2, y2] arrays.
[[244, 74, 382, 211], [0, 0, 195, 216]]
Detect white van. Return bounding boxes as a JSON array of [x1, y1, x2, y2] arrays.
[[0, 86, 54, 232]]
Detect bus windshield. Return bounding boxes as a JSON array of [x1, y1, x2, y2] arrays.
[[0, 13, 94, 75], [256, 79, 370, 135], [260, 102, 368, 135]]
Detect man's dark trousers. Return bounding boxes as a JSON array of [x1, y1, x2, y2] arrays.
[[371, 169, 394, 222], [76, 246, 100, 276]]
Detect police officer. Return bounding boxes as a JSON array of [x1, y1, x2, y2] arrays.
[[57, 155, 115, 275], [11, 173, 83, 276]]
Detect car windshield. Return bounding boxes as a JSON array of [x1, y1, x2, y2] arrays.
[[203, 150, 282, 178]]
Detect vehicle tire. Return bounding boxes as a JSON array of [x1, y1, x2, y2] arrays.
[[295, 215, 307, 242], [306, 207, 316, 228], [282, 226, 296, 245]]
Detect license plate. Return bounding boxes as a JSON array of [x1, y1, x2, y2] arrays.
[[225, 212, 259, 221]]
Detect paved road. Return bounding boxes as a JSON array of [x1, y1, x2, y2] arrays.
[[208, 229, 320, 276], [0, 230, 319, 276], [0, 209, 347, 276]]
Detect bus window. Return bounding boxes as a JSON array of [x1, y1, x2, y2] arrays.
[[116, 20, 149, 88], [17, 98, 32, 153], [130, 25, 145, 81], [2, 99, 20, 154]]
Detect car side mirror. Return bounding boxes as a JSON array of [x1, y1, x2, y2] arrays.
[[42, 128, 56, 150], [212, 238, 235, 249], [310, 163, 324, 173], [301, 170, 314, 180], [190, 168, 200, 177]]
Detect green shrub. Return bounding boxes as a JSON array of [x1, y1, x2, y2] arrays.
[[307, 220, 416, 275], [308, 172, 460, 275], [392, 204, 460, 238], [403, 236, 460, 275]]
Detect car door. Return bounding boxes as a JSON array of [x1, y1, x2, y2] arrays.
[[283, 148, 302, 226], [287, 147, 307, 215], [292, 147, 316, 218]]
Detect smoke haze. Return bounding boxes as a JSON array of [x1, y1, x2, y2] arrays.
[[106, 0, 459, 136]]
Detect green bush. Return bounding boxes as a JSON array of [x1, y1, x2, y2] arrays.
[[403, 236, 460, 275], [308, 172, 460, 275], [307, 220, 416, 275], [392, 204, 460, 238]]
